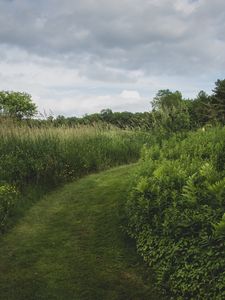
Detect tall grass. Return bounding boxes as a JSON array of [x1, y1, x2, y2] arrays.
[[0, 121, 152, 231], [0, 124, 152, 186]]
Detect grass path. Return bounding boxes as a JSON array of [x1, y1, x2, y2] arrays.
[[0, 165, 163, 300]]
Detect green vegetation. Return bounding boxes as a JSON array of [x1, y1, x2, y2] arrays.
[[0, 165, 164, 300], [0, 123, 152, 232], [125, 127, 225, 299], [0, 125, 150, 186], [0, 184, 18, 230], [0, 78, 225, 299], [151, 89, 190, 134], [0, 91, 37, 119]]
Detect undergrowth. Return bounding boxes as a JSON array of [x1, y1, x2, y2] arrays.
[[125, 126, 225, 300]]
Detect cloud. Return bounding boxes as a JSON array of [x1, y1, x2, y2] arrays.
[[0, 0, 224, 115], [36, 91, 149, 117], [120, 90, 141, 99]]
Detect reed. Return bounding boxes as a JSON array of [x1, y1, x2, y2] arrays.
[[0, 122, 151, 187]]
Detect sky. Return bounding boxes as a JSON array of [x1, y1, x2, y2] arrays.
[[0, 0, 225, 117]]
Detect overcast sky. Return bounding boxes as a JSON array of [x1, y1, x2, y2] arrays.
[[0, 0, 225, 116]]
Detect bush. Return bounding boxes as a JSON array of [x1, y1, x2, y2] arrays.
[[125, 126, 225, 299], [0, 184, 18, 232]]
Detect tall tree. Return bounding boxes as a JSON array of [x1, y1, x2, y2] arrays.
[[151, 89, 190, 132], [211, 79, 225, 124], [152, 89, 183, 112], [186, 91, 212, 128], [0, 91, 37, 119]]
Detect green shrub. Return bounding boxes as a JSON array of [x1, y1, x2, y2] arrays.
[[125, 126, 225, 299], [0, 184, 18, 231]]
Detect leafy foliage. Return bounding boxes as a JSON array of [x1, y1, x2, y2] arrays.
[[125, 126, 225, 299], [0, 184, 18, 232], [151, 89, 190, 133], [0, 91, 37, 119], [211, 79, 225, 124], [0, 123, 152, 231]]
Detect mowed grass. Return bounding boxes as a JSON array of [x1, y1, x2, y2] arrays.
[[0, 164, 164, 300]]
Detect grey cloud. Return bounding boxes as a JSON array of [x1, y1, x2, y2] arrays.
[[1, 0, 225, 80]]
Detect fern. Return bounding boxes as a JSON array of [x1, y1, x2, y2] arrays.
[[213, 213, 225, 239], [208, 177, 225, 206], [125, 126, 225, 299], [182, 174, 197, 206]]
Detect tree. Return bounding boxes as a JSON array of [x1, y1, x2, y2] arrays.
[[186, 91, 212, 128], [151, 89, 190, 132], [0, 91, 37, 119], [152, 89, 183, 112], [100, 109, 113, 122], [211, 79, 225, 124]]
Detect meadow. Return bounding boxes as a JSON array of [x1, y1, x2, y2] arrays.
[[1, 116, 225, 299], [0, 122, 152, 232]]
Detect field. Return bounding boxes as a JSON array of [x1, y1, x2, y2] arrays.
[[0, 119, 225, 299], [0, 122, 152, 232]]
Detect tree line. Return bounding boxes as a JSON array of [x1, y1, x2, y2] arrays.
[[1, 79, 224, 132]]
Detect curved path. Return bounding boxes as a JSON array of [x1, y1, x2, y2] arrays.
[[0, 165, 163, 300]]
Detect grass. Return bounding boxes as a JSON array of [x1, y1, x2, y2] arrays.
[[0, 121, 153, 232], [0, 164, 164, 300], [0, 123, 152, 187]]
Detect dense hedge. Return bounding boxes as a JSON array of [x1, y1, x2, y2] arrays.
[[125, 126, 225, 299]]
